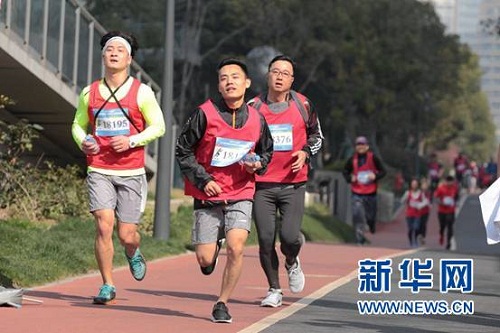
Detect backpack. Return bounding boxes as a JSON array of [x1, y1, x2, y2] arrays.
[[249, 90, 310, 128]]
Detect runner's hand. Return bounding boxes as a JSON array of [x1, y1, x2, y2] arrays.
[[291, 150, 308, 173], [82, 140, 99, 155], [110, 135, 131, 153], [204, 180, 222, 197], [243, 161, 262, 174]]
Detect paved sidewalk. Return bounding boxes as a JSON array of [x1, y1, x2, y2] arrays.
[[0, 206, 429, 333]]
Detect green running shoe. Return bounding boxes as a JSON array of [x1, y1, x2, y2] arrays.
[[126, 248, 147, 281], [93, 284, 116, 305]]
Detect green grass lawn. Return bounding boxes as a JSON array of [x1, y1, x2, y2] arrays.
[[0, 203, 353, 288]]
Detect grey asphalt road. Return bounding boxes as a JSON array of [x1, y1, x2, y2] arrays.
[[260, 194, 500, 333]]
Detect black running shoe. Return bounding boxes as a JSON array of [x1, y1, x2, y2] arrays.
[[211, 301, 232, 323], [201, 232, 224, 276]]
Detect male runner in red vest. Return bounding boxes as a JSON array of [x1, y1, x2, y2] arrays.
[[248, 55, 323, 308], [435, 175, 459, 250], [72, 31, 165, 304], [342, 136, 386, 244], [176, 58, 273, 323]]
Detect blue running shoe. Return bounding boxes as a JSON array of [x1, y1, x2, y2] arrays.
[[126, 248, 147, 281], [93, 284, 116, 305]]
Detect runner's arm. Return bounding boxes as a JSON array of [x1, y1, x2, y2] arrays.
[[373, 155, 387, 180], [418, 194, 429, 209], [71, 87, 91, 150], [254, 113, 274, 176], [302, 99, 324, 158], [175, 108, 213, 190], [400, 190, 409, 203], [131, 84, 165, 146]]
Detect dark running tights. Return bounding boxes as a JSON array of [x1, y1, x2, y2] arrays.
[[438, 212, 455, 247], [418, 213, 429, 238], [253, 185, 306, 290]]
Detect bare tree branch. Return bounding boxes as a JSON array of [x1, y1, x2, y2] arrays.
[[200, 23, 250, 61], [298, 54, 326, 92]]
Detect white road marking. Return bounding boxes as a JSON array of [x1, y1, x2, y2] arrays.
[[238, 248, 419, 333]]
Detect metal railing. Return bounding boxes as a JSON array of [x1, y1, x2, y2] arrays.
[[0, 0, 161, 96], [0, 0, 162, 165]]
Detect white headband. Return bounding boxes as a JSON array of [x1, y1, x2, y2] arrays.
[[102, 36, 132, 55]]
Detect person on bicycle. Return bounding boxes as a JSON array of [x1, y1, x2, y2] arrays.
[[342, 136, 386, 245]]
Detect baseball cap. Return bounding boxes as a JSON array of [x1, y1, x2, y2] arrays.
[[355, 136, 368, 145]]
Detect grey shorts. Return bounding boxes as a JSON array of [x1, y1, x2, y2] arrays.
[[192, 200, 252, 244], [87, 172, 147, 224]]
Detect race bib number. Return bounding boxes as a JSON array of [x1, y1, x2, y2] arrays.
[[429, 169, 438, 177], [443, 196, 455, 206], [211, 137, 254, 167], [94, 108, 131, 137], [409, 200, 421, 209], [269, 124, 293, 151], [357, 171, 373, 185]]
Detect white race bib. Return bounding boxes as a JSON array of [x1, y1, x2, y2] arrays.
[[269, 124, 293, 151], [94, 108, 131, 137], [210, 137, 254, 167], [443, 196, 455, 206], [409, 200, 421, 209], [357, 171, 373, 185]]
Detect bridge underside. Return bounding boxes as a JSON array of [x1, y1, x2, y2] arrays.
[[0, 32, 84, 167]]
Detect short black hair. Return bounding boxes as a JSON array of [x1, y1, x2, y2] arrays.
[[409, 177, 420, 187], [217, 58, 249, 76], [445, 175, 455, 182], [268, 54, 295, 72], [100, 31, 139, 57]]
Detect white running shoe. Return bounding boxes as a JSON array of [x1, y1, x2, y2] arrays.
[[286, 257, 305, 293], [260, 288, 283, 307]]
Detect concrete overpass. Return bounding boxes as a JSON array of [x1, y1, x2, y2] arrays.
[[0, 0, 162, 173]]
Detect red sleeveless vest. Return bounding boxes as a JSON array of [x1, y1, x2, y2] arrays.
[[436, 183, 458, 214], [87, 78, 145, 170], [428, 161, 441, 180], [254, 96, 308, 183], [406, 191, 424, 218], [351, 152, 378, 195], [184, 100, 261, 201]]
